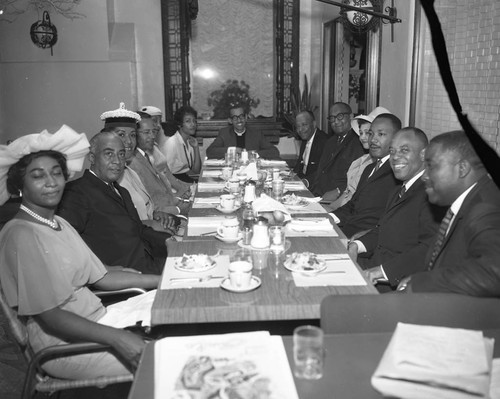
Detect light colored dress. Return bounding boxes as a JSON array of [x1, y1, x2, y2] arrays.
[[331, 154, 374, 210], [158, 131, 198, 174], [0, 217, 130, 379]]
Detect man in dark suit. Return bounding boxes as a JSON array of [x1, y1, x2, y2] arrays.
[[398, 131, 500, 296], [293, 111, 329, 182], [310, 102, 364, 197], [348, 128, 446, 291], [332, 114, 402, 237], [206, 105, 280, 159], [58, 131, 171, 275]]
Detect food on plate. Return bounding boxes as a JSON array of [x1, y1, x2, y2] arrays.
[[281, 193, 308, 207], [176, 254, 216, 271], [284, 252, 326, 273]]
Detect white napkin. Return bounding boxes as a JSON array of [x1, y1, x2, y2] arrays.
[[260, 159, 288, 167], [284, 181, 307, 191], [197, 182, 226, 192], [97, 289, 157, 328], [202, 169, 222, 177], [203, 159, 225, 166], [288, 218, 334, 231], [252, 194, 291, 221], [242, 162, 258, 180]]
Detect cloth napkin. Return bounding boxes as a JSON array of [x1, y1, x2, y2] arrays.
[[197, 181, 226, 192], [193, 197, 221, 209], [242, 162, 258, 180], [252, 194, 291, 221], [372, 323, 494, 399], [284, 181, 307, 191], [97, 289, 157, 328], [187, 216, 227, 235]]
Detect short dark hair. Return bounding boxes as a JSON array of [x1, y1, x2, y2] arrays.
[[374, 113, 402, 132], [174, 106, 198, 126], [431, 130, 484, 169], [136, 111, 152, 129], [7, 150, 68, 195], [397, 127, 429, 148]]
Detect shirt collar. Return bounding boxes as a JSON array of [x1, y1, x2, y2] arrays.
[[378, 154, 390, 165], [403, 169, 425, 190], [307, 129, 317, 144], [234, 128, 246, 137], [89, 169, 115, 186], [450, 182, 478, 215]]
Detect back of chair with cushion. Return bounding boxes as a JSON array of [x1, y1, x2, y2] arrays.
[[320, 293, 500, 334]]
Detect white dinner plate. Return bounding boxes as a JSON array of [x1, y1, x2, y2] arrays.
[[215, 232, 243, 243], [220, 276, 261, 293], [174, 254, 217, 273], [283, 252, 327, 275]]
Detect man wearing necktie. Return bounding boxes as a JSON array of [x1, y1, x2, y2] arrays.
[[292, 111, 329, 183], [332, 114, 401, 237], [310, 102, 364, 196], [397, 131, 500, 296], [348, 128, 446, 291]]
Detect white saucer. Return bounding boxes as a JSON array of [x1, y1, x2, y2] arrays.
[[220, 276, 261, 293], [216, 204, 240, 214], [215, 232, 243, 243]]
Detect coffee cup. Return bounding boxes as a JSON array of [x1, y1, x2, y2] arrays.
[[229, 260, 253, 288], [227, 178, 240, 194], [220, 194, 236, 210], [217, 216, 240, 239], [236, 172, 248, 184], [221, 166, 233, 180]]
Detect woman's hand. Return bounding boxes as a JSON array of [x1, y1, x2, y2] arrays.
[[111, 330, 147, 370], [187, 136, 199, 148]]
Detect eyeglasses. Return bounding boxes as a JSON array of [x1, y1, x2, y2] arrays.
[[230, 114, 246, 122], [327, 112, 350, 122]]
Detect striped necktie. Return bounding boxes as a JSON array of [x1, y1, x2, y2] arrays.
[[369, 159, 382, 178], [427, 208, 454, 270], [398, 185, 407, 199]]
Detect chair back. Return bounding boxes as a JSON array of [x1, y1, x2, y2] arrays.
[[320, 293, 500, 334], [0, 283, 31, 361]]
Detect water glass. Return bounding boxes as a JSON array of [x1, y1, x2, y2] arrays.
[[293, 325, 324, 380], [272, 179, 285, 200]]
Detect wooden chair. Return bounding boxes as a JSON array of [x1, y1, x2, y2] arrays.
[[0, 286, 134, 399], [320, 293, 500, 334]]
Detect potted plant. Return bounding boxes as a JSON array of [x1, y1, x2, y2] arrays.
[[283, 74, 318, 138], [207, 80, 260, 119]]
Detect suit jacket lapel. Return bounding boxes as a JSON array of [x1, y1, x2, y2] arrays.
[[324, 130, 355, 169], [85, 170, 125, 207]]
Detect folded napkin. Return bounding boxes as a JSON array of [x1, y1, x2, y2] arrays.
[[284, 181, 307, 191], [193, 197, 221, 208], [252, 194, 291, 221], [242, 161, 258, 180], [188, 216, 227, 227], [288, 218, 334, 231], [372, 323, 494, 399], [197, 182, 226, 192], [98, 289, 157, 328]]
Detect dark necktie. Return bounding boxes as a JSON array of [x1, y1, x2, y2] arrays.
[[145, 153, 153, 166], [369, 159, 382, 178], [337, 134, 344, 144], [108, 182, 122, 201], [398, 185, 407, 199], [427, 208, 454, 270]]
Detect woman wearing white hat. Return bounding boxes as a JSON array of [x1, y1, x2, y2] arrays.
[[327, 106, 390, 210]]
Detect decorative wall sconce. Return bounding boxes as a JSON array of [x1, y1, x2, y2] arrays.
[[316, 0, 401, 40], [30, 11, 58, 55]]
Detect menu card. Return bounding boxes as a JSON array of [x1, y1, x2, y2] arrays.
[[154, 331, 299, 399], [372, 322, 495, 399]]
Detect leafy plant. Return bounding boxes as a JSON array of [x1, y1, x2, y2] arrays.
[[284, 74, 319, 137], [207, 80, 260, 119]]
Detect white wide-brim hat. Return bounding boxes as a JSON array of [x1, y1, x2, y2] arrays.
[[351, 106, 391, 135], [0, 125, 90, 205], [140, 105, 162, 117]]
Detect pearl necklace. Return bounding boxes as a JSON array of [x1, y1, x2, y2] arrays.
[[20, 205, 59, 229]]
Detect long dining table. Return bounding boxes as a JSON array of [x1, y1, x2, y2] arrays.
[[150, 160, 377, 328]]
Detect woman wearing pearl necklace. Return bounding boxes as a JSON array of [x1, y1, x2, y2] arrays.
[[0, 127, 160, 380]]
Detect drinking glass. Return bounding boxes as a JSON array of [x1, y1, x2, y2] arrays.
[[293, 325, 324, 380]]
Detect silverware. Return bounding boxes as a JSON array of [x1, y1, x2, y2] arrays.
[[319, 255, 351, 260], [200, 231, 217, 236], [321, 271, 346, 274], [170, 275, 225, 283]]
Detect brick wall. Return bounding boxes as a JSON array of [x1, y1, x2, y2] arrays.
[[415, 0, 500, 153]]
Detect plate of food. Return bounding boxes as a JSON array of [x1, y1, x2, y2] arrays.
[[281, 193, 309, 208], [174, 254, 217, 273], [284, 252, 326, 275]]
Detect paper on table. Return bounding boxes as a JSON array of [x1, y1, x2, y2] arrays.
[[284, 181, 307, 191], [242, 162, 258, 180], [160, 255, 230, 289], [286, 201, 328, 214], [197, 181, 226, 192], [202, 169, 222, 177], [291, 257, 366, 286], [97, 289, 157, 328], [154, 331, 299, 399], [187, 216, 227, 235], [192, 197, 221, 208], [203, 159, 226, 166], [285, 218, 338, 237], [259, 159, 288, 167], [490, 359, 500, 399], [372, 323, 494, 399]]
